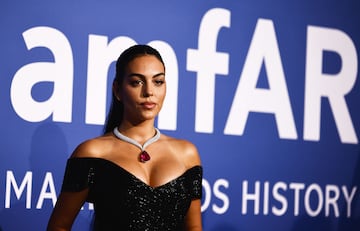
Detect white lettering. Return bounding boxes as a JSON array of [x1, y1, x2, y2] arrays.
[[10, 26, 73, 122], [187, 8, 230, 133], [263, 181, 270, 215], [342, 186, 357, 217], [241, 181, 357, 217], [242, 180, 260, 214], [86, 35, 136, 125], [201, 179, 211, 212], [289, 182, 305, 216], [304, 26, 358, 144], [10, 21, 359, 144], [325, 184, 340, 217], [304, 184, 323, 216], [5, 171, 32, 209], [36, 172, 57, 209], [201, 178, 230, 214], [212, 179, 230, 214], [224, 19, 297, 139], [272, 182, 288, 216]]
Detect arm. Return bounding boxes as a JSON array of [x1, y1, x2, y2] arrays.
[[47, 189, 88, 231], [47, 138, 104, 231], [184, 199, 202, 231], [182, 141, 203, 231]]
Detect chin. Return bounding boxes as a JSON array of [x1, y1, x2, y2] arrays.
[[140, 111, 159, 120]]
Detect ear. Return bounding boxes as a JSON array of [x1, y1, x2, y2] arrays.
[[112, 80, 121, 101]]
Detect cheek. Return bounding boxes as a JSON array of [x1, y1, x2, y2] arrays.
[[120, 93, 138, 108], [159, 88, 166, 103], [121, 87, 139, 100]]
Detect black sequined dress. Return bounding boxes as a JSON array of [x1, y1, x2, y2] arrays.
[[61, 158, 203, 231]]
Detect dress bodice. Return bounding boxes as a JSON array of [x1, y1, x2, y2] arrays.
[[61, 157, 203, 231]]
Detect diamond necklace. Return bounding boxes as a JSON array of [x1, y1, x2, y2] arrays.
[[113, 127, 161, 163]]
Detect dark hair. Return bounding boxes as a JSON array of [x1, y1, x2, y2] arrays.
[[103, 44, 165, 134]]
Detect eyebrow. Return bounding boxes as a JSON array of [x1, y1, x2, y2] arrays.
[[127, 72, 165, 78]]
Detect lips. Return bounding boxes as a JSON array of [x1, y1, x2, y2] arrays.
[[141, 102, 156, 109]]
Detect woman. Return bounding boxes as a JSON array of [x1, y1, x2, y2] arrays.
[[47, 44, 203, 231]]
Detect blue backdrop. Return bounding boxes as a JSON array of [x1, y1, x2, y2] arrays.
[[1, 0, 360, 230]]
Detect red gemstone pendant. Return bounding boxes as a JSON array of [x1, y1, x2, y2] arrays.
[[139, 151, 151, 162]]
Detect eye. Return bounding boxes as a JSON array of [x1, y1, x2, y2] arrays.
[[154, 79, 165, 86], [130, 79, 144, 87]]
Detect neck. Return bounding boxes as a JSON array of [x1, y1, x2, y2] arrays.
[[117, 121, 156, 145], [113, 126, 160, 163]]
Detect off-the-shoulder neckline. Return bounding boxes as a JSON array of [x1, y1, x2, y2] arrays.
[[68, 157, 202, 190]]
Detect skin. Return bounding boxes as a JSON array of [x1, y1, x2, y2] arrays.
[[47, 55, 203, 231]]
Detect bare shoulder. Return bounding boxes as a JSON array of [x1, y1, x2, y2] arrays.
[[161, 134, 201, 168], [70, 133, 115, 159]]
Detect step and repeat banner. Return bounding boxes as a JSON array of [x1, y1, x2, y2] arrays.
[[1, 0, 360, 230]]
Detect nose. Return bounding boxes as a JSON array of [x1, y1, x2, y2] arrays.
[[142, 82, 153, 97]]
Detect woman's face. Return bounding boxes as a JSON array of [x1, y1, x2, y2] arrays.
[[117, 55, 166, 124]]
